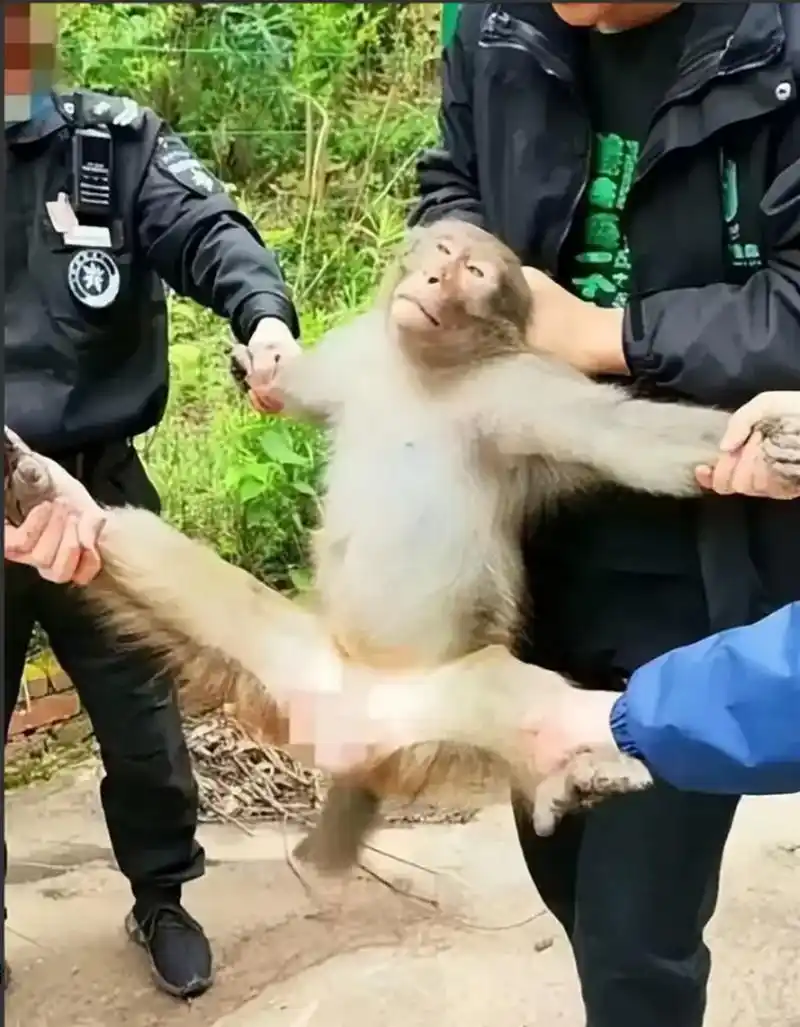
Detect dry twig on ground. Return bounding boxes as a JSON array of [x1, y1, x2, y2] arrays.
[[184, 713, 478, 830]]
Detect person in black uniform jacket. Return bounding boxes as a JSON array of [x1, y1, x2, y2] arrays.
[[411, 3, 800, 1026], [4, 87, 300, 998]]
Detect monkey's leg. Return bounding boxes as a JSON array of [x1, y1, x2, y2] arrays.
[[5, 428, 344, 713], [295, 647, 654, 874], [761, 416, 800, 481]]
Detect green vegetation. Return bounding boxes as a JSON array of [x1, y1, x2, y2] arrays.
[[61, 2, 441, 588]]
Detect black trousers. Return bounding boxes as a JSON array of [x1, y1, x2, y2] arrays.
[[4, 443, 204, 901], [513, 785, 738, 1027], [514, 557, 740, 1027]]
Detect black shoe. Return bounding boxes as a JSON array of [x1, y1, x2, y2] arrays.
[[125, 901, 214, 999]]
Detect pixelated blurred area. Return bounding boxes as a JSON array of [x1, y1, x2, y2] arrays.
[[4, 2, 57, 122]]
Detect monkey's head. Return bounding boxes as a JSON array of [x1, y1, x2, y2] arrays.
[[386, 221, 533, 373]]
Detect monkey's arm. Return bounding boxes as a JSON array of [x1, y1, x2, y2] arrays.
[[274, 310, 382, 424], [467, 353, 732, 498]]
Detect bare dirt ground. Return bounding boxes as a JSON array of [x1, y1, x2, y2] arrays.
[[4, 762, 800, 1027]]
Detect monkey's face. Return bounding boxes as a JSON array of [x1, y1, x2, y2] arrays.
[[389, 221, 532, 371]]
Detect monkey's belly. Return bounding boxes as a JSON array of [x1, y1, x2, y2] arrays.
[[320, 434, 522, 659], [320, 535, 520, 666]]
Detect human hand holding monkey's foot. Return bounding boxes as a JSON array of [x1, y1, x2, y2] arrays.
[[517, 686, 652, 836], [4, 428, 105, 585], [695, 391, 800, 499], [230, 317, 301, 415]]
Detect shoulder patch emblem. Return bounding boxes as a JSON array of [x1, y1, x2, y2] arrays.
[[153, 134, 224, 197], [70, 92, 144, 131]]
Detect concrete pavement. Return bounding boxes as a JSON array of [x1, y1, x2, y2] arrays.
[[4, 763, 799, 1027]]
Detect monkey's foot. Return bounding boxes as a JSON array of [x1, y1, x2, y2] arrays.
[[3, 427, 57, 528], [531, 749, 653, 837], [760, 416, 800, 482]]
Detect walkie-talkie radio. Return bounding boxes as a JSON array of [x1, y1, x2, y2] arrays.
[[70, 93, 114, 221]]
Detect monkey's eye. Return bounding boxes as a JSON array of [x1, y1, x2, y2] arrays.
[[436, 241, 451, 256], [466, 264, 485, 279]]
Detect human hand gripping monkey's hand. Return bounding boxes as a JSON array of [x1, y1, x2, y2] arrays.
[[521, 267, 629, 377], [695, 391, 800, 499], [229, 317, 302, 414], [4, 428, 106, 585]]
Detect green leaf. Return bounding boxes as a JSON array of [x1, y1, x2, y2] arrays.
[[239, 462, 271, 483], [292, 480, 317, 496], [288, 567, 313, 592], [238, 477, 267, 502], [168, 342, 203, 370], [260, 430, 306, 466]]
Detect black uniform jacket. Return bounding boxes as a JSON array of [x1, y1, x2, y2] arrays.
[[5, 91, 298, 455], [410, 3, 800, 678]]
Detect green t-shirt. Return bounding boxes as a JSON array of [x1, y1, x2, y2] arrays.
[[566, 5, 694, 309]]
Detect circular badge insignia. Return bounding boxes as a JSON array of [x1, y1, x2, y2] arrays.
[[67, 249, 121, 310]]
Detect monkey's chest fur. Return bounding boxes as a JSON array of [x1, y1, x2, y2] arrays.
[[314, 396, 529, 667]]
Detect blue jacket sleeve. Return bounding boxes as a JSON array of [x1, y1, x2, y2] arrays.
[[610, 603, 800, 795]]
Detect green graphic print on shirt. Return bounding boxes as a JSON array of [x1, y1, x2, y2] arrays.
[[572, 132, 639, 309]]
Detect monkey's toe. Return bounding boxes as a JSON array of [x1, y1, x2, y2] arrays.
[[568, 750, 653, 801], [3, 428, 57, 528], [530, 750, 653, 837]]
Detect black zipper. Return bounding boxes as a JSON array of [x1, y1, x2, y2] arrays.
[[478, 8, 576, 87]]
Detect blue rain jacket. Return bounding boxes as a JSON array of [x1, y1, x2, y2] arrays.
[[610, 603, 800, 795]]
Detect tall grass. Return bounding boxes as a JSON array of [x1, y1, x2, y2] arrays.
[[60, 3, 441, 588]]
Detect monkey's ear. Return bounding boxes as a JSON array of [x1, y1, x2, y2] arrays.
[[376, 237, 410, 306]]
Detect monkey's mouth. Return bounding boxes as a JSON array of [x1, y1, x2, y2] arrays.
[[395, 293, 440, 327]]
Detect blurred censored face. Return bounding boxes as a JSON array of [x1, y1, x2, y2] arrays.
[[551, 3, 680, 30], [5, 3, 57, 124]]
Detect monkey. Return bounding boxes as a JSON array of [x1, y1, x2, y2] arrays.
[[228, 218, 800, 871], [6, 221, 798, 874]]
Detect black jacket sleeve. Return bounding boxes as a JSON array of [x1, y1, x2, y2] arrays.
[[408, 5, 485, 229], [134, 128, 299, 344], [624, 149, 800, 408]]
